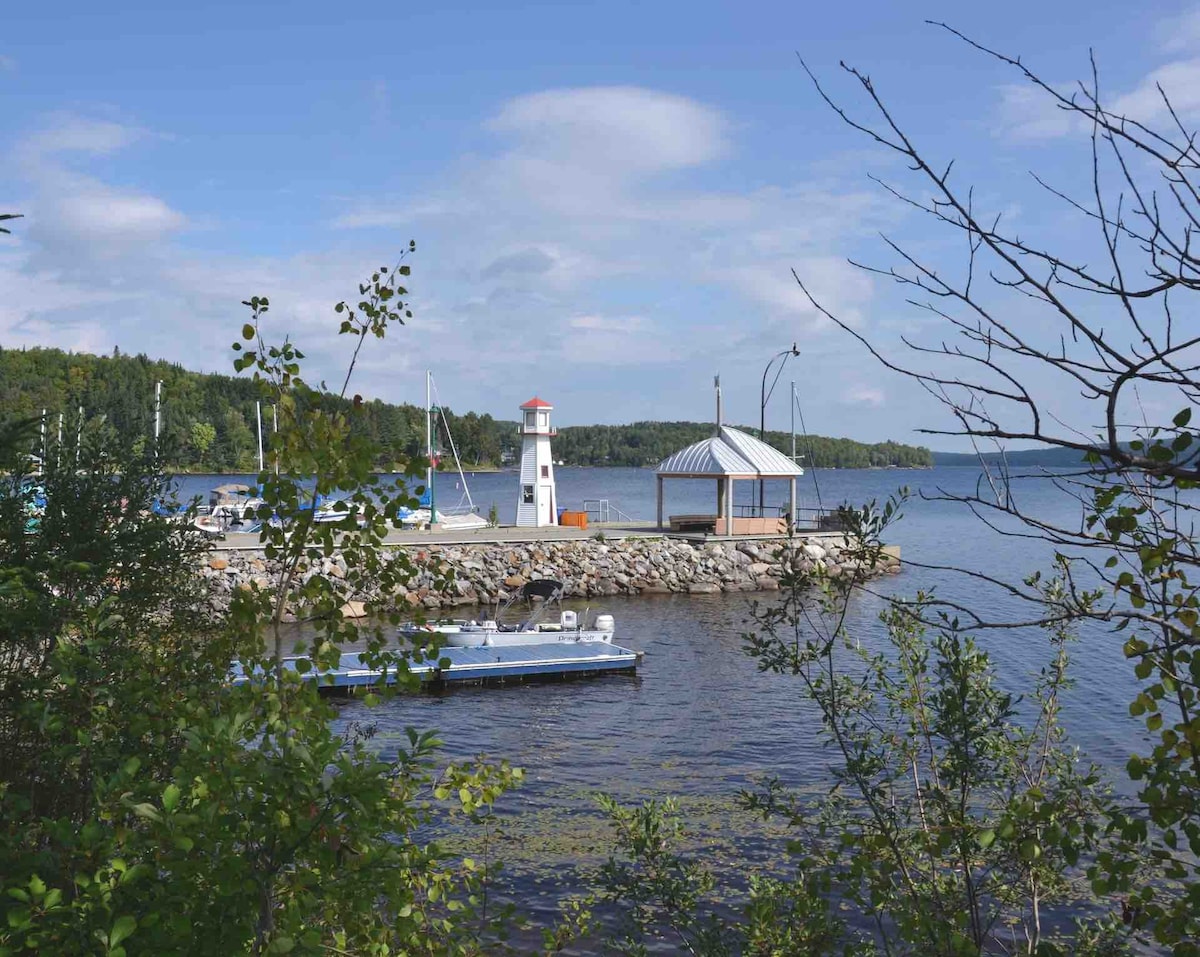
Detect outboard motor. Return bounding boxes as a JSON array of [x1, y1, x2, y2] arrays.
[[560, 610, 578, 630], [595, 614, 615, 634]]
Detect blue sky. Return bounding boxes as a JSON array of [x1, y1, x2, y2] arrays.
[[2, 1, 1197, 446]]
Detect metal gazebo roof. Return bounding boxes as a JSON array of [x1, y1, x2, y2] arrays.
[[656, 426, 804, 478]]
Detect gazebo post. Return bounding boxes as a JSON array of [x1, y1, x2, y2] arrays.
[[726, 478, 734, 536], [657, 475, 664, 530], [789, 477, 797, 531]]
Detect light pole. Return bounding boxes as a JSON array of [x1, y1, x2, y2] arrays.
[[760, 343, 799, 514]]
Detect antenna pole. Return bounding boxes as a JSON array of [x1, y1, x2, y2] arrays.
[[790, 381, 796, 462], [714, 374, 722, 434]]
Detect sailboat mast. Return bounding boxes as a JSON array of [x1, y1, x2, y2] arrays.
[[256, 400, 264, 473], [426, 370, 436, 525]]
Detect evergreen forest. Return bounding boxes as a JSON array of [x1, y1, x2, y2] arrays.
[[0, 346, 933, 471], [553, 421, 933, 468]]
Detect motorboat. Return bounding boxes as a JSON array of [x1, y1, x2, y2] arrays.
[[400, 579, 615, 648], [193, 484, 265, 536]]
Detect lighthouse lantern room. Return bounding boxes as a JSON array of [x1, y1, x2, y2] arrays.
[[516, 397, 557, 526]]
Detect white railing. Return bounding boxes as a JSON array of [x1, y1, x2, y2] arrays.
[[582, 498, 637, 523]]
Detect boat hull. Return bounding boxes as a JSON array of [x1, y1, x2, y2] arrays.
[[400, 622, 614, 648]]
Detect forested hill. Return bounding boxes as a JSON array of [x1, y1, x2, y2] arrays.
[[0, 346, 515, 471], [554, 422, 933, 468], [0, 346, 933, 470], [931, 447, 1099, 468]]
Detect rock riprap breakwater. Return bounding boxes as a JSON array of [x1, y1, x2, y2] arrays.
[[199, 535, 900, 612]]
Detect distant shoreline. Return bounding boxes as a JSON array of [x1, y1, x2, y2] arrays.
[[158, 463, 949, 478]]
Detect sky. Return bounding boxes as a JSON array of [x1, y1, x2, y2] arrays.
[[2, 1, 1198, 447]]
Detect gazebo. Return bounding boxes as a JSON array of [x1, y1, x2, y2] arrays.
[[655, 426, 805, 535]]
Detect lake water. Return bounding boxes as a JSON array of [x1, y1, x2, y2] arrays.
[[178, 466, 1144, 935]]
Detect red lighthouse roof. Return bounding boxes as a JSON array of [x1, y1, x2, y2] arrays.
[[519, 396, 553, 409]]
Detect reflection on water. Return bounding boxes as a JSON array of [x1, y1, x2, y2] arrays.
[[191, 466, 1149, 938], [328, 583, 1142, 932]]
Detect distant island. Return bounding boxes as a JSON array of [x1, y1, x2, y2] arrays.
[[553, 421, 932, 469], [930, 448, 1096, 468], [1, 345, 932, 471]]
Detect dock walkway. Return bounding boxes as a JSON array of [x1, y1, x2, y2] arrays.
[[233, 641, 642, 692], [211, 521, 849, 551]]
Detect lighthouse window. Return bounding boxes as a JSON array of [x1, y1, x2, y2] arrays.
[[541, 465, 549, 478], [525, 411, 536, 429], [538, 411, 548, 428], [522, 484, 534, 504]]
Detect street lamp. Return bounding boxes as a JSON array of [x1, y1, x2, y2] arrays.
[[760, 343, 800, 514]]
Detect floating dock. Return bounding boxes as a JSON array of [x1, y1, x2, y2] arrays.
[[233, 642, 641, 693]]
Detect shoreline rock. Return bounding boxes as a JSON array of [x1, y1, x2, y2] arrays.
[[197, 535, 901, 612]]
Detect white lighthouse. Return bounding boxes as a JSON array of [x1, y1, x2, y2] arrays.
[[516, 396, 557, 526]]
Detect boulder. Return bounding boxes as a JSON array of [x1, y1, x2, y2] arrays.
[[340, 600, 367, 619]]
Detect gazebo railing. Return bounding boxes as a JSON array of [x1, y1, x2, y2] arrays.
[[734, 501, 844, 531], [792, 506, 845, 531]]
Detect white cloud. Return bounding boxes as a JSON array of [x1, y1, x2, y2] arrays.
[[841, 385, 885, 407], [487, 86, 727, 177], [333, 196, 479, 229], [1156, 6, 1200, 53], [995, 7, 1200, 140], [995, 84, 1079, 141], [322, 84, 895, 417], [568, 314, 646, 332], [7, 115, 185, 260], [560, 315, 672, 366], [2, 88, 892, 425], [1111, 59, 1200, 123], [482, 246, 559, 280], [18, 114, 146, 162], [729, 257, 874, 329], [31, 175, 186, 253]]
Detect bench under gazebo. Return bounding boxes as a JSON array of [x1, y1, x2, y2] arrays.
[[655, 425, 805, 536]]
